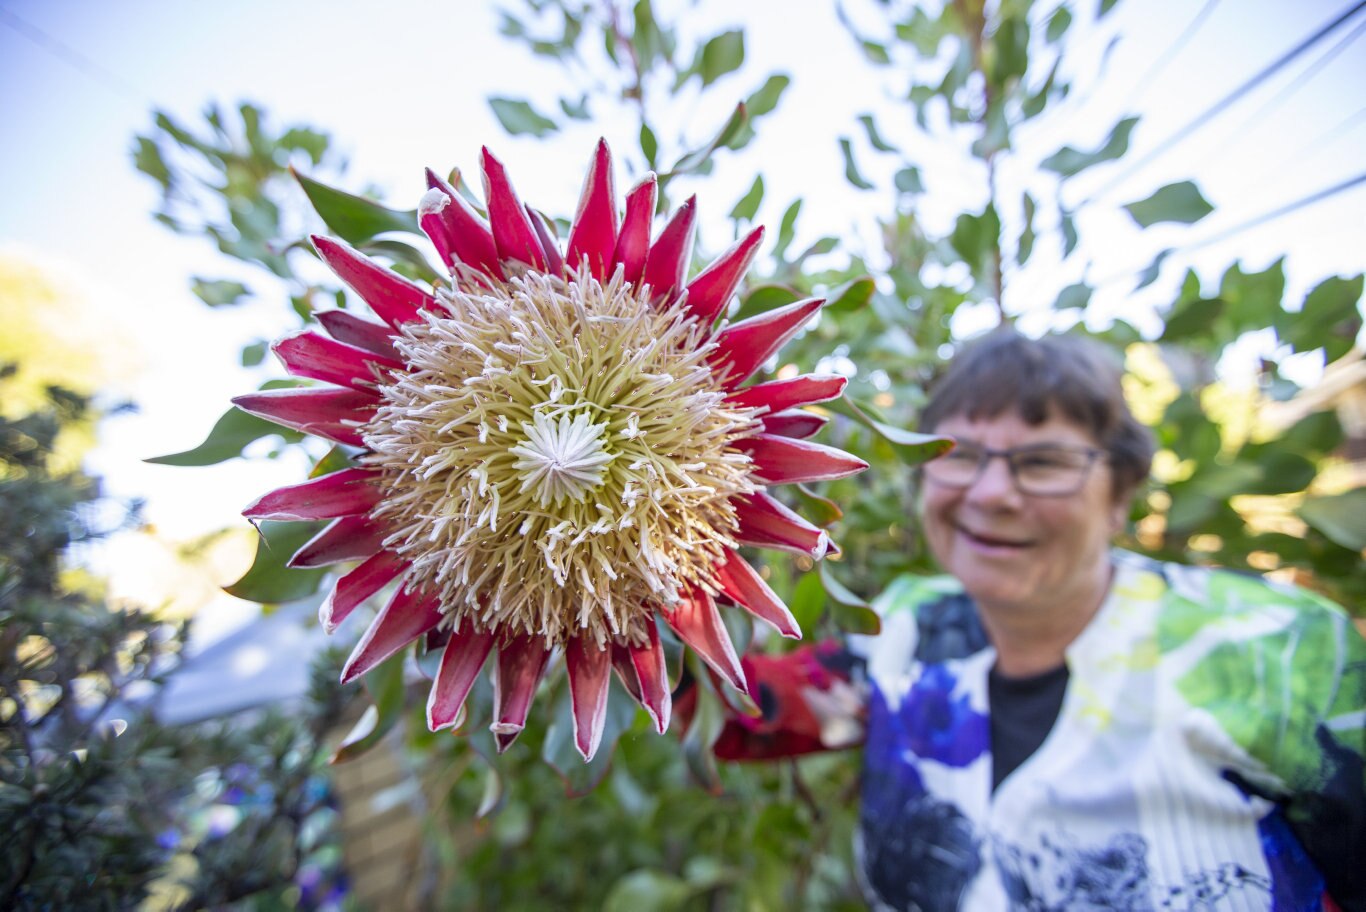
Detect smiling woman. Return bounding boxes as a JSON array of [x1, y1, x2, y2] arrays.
[[717, 330, 1366, 912]]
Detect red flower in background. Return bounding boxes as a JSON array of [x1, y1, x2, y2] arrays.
[[236, 141, 866, 760]]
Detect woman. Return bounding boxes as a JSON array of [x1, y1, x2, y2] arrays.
[[718, 330, 1365, 911]]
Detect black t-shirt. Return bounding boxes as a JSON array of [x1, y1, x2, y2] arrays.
[[988, 662, 1069, 792]]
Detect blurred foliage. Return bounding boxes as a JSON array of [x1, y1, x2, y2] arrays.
[[135, 0, 1363, 907], [0, 369, 355, 909]]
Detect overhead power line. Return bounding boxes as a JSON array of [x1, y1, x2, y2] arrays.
[[1093, 170, 1366, 292], [1114, 0, 1222, 114], [0, 7, 146, 103], [1078, 0, 1366, 207]]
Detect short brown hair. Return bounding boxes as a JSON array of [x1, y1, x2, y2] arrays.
[[918, 330, 1154, 498]]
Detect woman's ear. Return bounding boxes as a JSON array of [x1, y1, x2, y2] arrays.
[[1109, 487, 1135, 534]]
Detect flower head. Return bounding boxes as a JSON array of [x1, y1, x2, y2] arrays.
[[235, 141, 866, 760]]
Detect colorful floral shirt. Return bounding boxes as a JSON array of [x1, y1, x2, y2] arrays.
[[843, 551, 1366, 911]]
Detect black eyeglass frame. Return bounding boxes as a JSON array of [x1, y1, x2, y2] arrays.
[[921, 442, 1109, 497]]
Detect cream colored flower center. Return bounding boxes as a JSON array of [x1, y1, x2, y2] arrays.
[[361, 268, 761, 648], [509, 411, 613, 507]]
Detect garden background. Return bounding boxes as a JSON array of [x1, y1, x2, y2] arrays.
[[2, 0, 1363, 908]]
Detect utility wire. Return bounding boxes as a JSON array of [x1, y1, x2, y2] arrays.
[[1113, 0, 1222, 115], [1092, 170, 1366, 292], [1250, 104, 1366, 186], [1191, 16, 1366, 174], [0, 7, 146, 103], [1077, 0, 1366, 208]]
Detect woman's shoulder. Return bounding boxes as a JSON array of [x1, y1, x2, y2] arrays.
[[862, 573, 991, 667]]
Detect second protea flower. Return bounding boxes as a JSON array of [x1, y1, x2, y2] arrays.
[[236, 141, 866, 760]]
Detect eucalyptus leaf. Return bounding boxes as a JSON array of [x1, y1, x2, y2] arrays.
[[1298, 488, 1366, 551], [145, 398, 303, 466], [698, 30, 744, 86], [295, 170, 419, 244], [1123, 180, 1214, 228], [859, 114, 897, 152], [745, 74, 790, 117], [488, 97, 559, 137], [839, 138, 874, 190], [1040, 117, 1137, 178], [191, 278, 250, 308], [224, 520, 327, 603], [729, 175, 764, 222]]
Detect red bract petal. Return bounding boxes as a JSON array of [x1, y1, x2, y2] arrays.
[[340, 582, 443, 684], [232, 387, 375, 447], [320, 550, 406, 633], [712, 552, 801, 639], [628, 622, 672, 734], [685, 226, 764, 326], [422, 169, 504, 279], [426, 628, 495, 731], [526, 205, 565, 276], [565, 637, 613, 761], [735, 434, 869, 484], [760, 409, 828, 439], [288, 514, 385, 568], [243, 467, 381, 522], [641, 195, 696, 303], [273, 331, 402, 390], [664, 587, 748, 695], [565, 139, 618, 280], [613, 173, 657, 285], [480, 147, 547, 270], [315, 310, 400, 359], [733, 491, 831, 559], [492, 634, 552, 752], [311, 235, 437, 329], [708, 297, 826, 388], [727, 374, 848, 412], [610, 643, 644, 706]]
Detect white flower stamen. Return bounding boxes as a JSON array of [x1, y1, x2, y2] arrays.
[[509, 411, 614, 507]]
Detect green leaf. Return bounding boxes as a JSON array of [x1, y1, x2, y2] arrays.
[[542, 676, 636, 796], [331, 655, 406, 763], [824, 396, 955, 465], [1134, 249, 1172, 291], [224, 520, 327, 603], [949, 205, 1002, 278], [1298, 488, 1366, 551], [787, 571, 827, 634], [1018, 193, 1037, 265], [1123, 180, 1214, 227], [821, 564, 881, 635], [1282, 274, 1364, 359], [1098, 0, 1121, 17], [559, 94, 591, 120], [240, 340, 268, 367], [1041, 117, 1138, 178], [132, 136, 171, 188], [680, 672, 725, 792], [798, 236, 839, 260], [860, 40, 891, 64], [488, 97, 559, 137], [745, 74, 790, 117], [793, 484, 843, 527], [698, 30, 744, 86], [604, 870, 692, 912], [839, 138, 874, 190], [826, 276, 876, 314], [775, 199, 802, 259], [670, 103, 748, 175], [894, 166, 924, 195], [1054, 280, 1092, 312], [639, 123, 658, 168], [1045, 6, 1072, 43], [295, 170, 418, 244], [1060, 209, 1078, 257], [1161, 296, 1223, 341], [859, 114, 896, 153], [145, 401, 303, 466], [191, 278, 250, 308], [729, 175, 764, 222], [734, 284, 801, 321]]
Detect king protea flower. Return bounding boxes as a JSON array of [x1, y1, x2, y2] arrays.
[[235, 141, 866, 761]]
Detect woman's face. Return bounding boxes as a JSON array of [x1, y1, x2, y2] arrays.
[[920, 410, 1127, 616]]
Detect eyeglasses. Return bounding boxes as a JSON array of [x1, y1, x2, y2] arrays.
[[922, 443, 1107, 497]]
